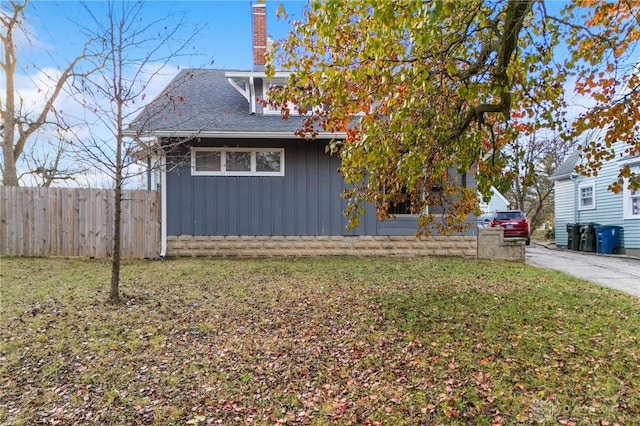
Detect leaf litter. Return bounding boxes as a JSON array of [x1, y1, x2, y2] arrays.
[[0, 257, 638, 425]]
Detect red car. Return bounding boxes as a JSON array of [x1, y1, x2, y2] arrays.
[[490, 210, 530, 245]]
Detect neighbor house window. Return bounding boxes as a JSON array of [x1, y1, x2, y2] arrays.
[[627, 189, 640, 218], [191, 148, 284, 176], [623, 166, 640, 219], [579, 182, 596, 210]]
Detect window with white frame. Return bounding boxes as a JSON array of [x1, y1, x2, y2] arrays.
[[382, 185, 435, 216], [191, 147, 284, 176], [579, 182, 596, 210], [262, 80, 323, 116], [623, 166, 640, 219], [263, 81, 297, 115]]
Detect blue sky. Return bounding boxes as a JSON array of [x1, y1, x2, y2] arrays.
[[23, 1, 306, 71], [6, 0, 623, 187], [7, 1, 307, 186]]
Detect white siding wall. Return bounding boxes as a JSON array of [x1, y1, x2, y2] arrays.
[[479, 187, 509, 213], [488, 191, 509, 212], [621, 160, 640, 251], [623, 217, 640, 250], [575, 175, 620, 224], [554, 180, 576, 247], [560, 141, 640, 250], [582, 143, 638, 249]]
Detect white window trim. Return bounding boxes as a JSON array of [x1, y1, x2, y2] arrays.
[[623, 166, 640, 219], [263, 80, 298, 116], [262, 79, 325, 116], [191, 147, 285, 176], [264, 98, 300, 116], [578, 181, 596, 211], [382, 185, 430, 217]]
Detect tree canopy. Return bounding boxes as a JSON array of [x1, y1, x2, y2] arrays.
[[266, 0, 639, 232]]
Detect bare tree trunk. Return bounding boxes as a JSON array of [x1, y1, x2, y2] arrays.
[[107, 0, 125, 304], [2, 3, 19, 186], [1, 130, 19, 186], [74, 1, 199, 303], [527, 186, 551, 232], [109, 178, 122, 303], [109, 111, 124, 302], [2, 0, 101, 186]]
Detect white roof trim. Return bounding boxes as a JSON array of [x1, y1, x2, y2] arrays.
[[124, 130, 346, 139], [227, 77, 250, 103], [225, 70, 293, 79], [249, 76, 256, 114], [617, 155, 640, 166]]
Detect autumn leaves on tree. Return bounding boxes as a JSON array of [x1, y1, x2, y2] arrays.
[[3, 0, 638, 235], [569, 1, 640, 192], [266, 0, 639, 231]]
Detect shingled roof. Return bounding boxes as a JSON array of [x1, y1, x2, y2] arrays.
[[126, 69, 308, 136], [550, 150, 580, 181]]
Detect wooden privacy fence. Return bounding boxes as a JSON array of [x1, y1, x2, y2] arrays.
[[0, 187, 160, 259]]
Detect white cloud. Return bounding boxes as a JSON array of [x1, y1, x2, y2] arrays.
[[3, 57, 181, 188], [562, 75, 597, 125]]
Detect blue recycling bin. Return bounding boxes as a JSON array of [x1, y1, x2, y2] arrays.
[[595, 226, 623, 254]]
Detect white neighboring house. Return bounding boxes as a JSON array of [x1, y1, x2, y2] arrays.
[[550, 144, 640, 257], [479, 186, 510, 213]]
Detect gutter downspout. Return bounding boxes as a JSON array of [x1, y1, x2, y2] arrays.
[[160, 154, 167, 258], [570, 172, 579, 224], [147, 157, 152, 190]]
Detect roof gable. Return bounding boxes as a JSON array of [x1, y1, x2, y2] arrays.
[[126, 69, 311, 136], [550, 150, 580, 181]]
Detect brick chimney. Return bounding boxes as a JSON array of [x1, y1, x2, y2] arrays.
[[252, 2, 267, 70]]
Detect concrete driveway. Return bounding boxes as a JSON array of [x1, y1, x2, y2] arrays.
[[525, 243, 640, 298]]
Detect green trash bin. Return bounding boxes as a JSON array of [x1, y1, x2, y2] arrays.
[[566, 223, 581, 250], [579, 223, 598, 252]]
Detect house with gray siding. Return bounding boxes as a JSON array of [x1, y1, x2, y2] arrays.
[[551, 146, 640, 257], [125, 3, 478, 257]]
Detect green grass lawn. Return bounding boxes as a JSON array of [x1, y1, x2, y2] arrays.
[[1, 256, 638, 425]]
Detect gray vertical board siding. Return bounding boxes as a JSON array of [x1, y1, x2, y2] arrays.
[[306, 143, 320, 234], [360, 190, 379, 235], [184, 168, 195, 235], [283, 143, 297, 236], [165, 138, 476, 237], [237, 178, 250, 235], [193, 177, 206, 235], [341, 194, 358, 236], [339, 178, 380, 236], [204, 179, 217, 235], [294, 143, 307, 234], [227, 178, 239, 235], [376, 217, 429, 235], [321, 152, 335, 235], [272, 174, 284, 235], [322, 152, 341, 236], [252, 178, 264, 235]]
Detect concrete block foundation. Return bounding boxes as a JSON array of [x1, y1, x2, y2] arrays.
[[166, 229, 525, 261], [166, 235, 478, 258]]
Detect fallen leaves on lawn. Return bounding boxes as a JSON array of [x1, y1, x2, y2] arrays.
[[1, 257, 638, 425]]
